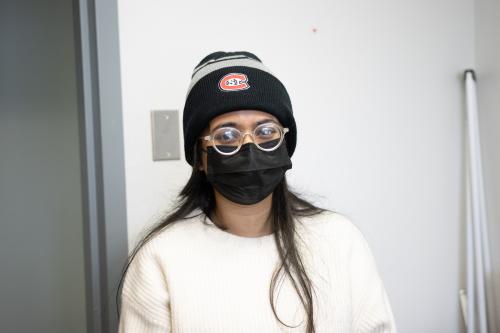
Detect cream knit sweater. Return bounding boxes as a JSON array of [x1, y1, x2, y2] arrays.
[[118, 210, 397, 332]]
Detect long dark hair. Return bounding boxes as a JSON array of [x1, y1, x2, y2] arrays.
[[116, 140, 329, 333]]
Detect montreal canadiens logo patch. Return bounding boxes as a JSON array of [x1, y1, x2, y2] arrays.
[[218, 73, 250, 91]]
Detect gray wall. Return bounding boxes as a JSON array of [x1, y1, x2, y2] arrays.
[[0, 0, 87, 332], [475, 0, 500, 330]]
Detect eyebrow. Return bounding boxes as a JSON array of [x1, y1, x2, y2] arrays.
[[212, 118, 277, 131]]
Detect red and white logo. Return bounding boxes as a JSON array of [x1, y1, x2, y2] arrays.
[[218, 73, 250, 91]]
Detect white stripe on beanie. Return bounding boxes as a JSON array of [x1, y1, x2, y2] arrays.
[[186, 56, 273, 97]]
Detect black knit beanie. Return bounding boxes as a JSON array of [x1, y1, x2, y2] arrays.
[[182, 51, 297, 166]]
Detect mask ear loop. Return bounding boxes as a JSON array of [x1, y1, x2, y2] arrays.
[[193, 140, 207, 173], [197, 137, 208, 154]]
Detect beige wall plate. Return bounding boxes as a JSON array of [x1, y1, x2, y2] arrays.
[[151, 110, 181, 161]]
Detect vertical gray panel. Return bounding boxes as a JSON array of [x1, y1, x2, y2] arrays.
[[94, 0, 129, 330], [74, 0, 128, 332], [0, 0, 87, 332], [73, 0, 104, 330]]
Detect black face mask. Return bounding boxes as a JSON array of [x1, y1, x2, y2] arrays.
[[206, 141, 292, 205]]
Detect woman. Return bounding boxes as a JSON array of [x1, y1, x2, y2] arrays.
[[117, 51, 397, 332]]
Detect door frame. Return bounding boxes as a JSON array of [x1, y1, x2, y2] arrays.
[[73, 0, 128, 332]]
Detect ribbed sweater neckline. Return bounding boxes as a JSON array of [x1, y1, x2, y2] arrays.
[[198, 212, 276, 247]]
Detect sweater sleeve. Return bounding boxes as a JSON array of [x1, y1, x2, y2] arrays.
[[118, 240, 171, 332], [349, 223, 397, 332]]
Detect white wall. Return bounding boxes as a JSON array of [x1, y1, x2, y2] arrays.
[[117, 0, 476, 331], [475, 0, 500, 330]]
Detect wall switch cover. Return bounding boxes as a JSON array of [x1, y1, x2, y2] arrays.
[[151, 110, 180, 161]]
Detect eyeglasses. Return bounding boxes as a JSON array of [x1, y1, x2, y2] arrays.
[[201, 122, 289, 155]]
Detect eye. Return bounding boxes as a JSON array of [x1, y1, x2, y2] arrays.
[[255, 124, 278, 138], [213, 128, 239, 144]]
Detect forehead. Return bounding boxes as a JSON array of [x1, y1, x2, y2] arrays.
[[209, 110, 279, 129]]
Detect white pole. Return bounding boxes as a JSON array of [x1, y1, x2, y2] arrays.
[[465, 145, 475, 333], [471, 78, 498, 333], [464, 69, 496, 333]]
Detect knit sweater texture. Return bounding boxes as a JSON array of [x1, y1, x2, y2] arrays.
[[118, 210, 397, 332]]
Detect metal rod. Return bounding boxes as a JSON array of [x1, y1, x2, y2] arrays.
[[464, 69, 496, 333]]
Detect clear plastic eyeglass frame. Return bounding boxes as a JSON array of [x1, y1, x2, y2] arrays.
[[201, 122, 290, 156]]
